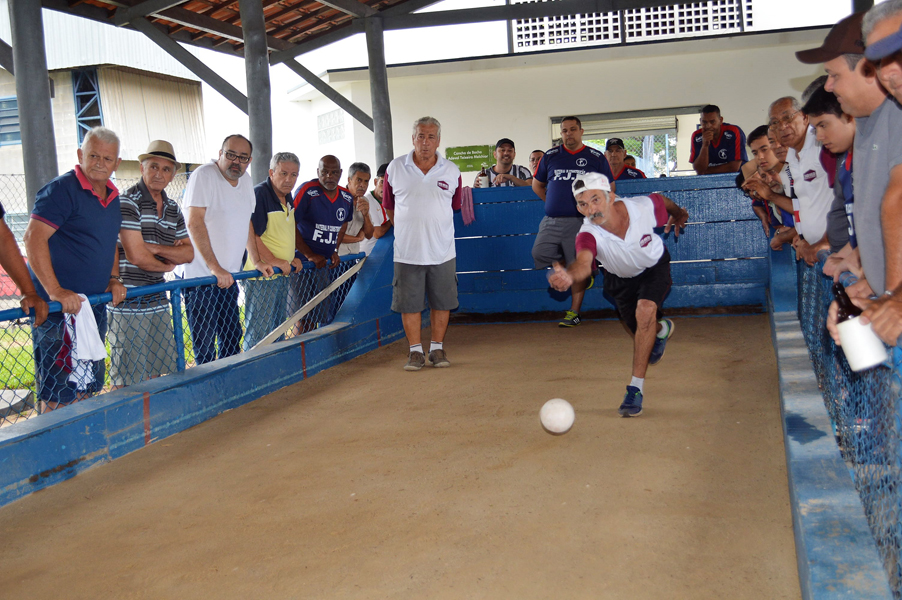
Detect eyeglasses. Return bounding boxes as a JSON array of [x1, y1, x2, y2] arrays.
[[769, 111, 801, 130], [223, 150, 251, 164]]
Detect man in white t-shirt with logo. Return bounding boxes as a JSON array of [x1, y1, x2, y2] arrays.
[[178, 134, 273, 364], [383, 117, 462, 371], [548, 173, 688, 417]]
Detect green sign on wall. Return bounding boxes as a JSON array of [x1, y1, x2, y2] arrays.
[[445, 145, 494, 172]]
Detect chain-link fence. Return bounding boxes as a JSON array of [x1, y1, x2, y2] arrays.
[[797, 256, 902, 597], [0, 255, 362, 427]]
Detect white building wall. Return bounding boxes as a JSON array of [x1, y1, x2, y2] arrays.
[[293, 28, 830, 178]]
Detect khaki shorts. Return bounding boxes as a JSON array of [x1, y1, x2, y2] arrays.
[[108, 308, 178, 386], [391, 258, 459, 313]]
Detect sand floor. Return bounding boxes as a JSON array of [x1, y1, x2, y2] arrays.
[[0, 315, 800, 599]]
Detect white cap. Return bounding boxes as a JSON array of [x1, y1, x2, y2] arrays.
[[572, 172, 611, 196]]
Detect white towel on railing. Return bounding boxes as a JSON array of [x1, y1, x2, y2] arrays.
[[65, 295, 106, 389]]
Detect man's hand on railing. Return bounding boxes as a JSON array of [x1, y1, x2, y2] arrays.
[[21, 291, 48, 326], [859, 293, 902, 347], [329, 251, 340, 269], [290, 257, 303, 273], [106, 278, 127, 306], [210, 266, 235, 289], [48, 286, 84, 314], [253, 260, 274, 278]]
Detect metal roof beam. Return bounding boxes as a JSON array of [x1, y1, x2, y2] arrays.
[[113, 0, 187, 26], [382, 0, 679, 30], [157, 7, 294, 50], [130, 16, 249, 114], [270, 20, 364, 65], [318, 0, 378, 19], [0, 37, 13, 75], [283, 58, 374, 130]]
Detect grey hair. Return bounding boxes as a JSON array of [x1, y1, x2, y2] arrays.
[[864, 0, 902, 39], [348, 162, 371, 179], [768, 96, 801, 116], [81, 127, 120, 153], [270, 152, 300, 170], [413, 116, 441, 138]]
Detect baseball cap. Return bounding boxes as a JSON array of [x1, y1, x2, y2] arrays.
[[605, 138, 625, 150], [572, 172, 611, 196], [866, 20, 902, 61], [796, 12, 866, 64], [495, 138, 515, 149]]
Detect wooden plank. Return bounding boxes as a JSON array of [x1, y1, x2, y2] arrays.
[[454, 200, 545, 237]]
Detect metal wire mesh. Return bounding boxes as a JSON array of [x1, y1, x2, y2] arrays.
[[0, 255, 362, 427], [797, 257, 902, 597]]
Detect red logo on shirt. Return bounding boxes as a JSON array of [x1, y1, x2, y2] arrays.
[[640, 234, 652, 248], [437, 181, 449, 190], [804, 169, 817, 182]]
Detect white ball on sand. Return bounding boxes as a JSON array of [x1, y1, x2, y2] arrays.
[[540, 398, 575, 435]]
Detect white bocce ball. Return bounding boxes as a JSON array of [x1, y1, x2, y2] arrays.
[[540, 398, 575, 435]]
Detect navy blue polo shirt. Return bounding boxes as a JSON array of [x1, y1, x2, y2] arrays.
[[689, 123, 749, 168], [293, 179, 354, 258], [28, 166, 121, 300], [613, 166, 647, 181], [534, 145, 614, 218]]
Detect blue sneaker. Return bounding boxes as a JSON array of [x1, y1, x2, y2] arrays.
[[619, 385, 643, 417], [649, 318, 675, 365]]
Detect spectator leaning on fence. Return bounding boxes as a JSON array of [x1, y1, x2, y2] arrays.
[[0, 201, 47, 326], [528, 150, 544, 175], [290, 155, 354, 333], [826, 0, 902, 346], [605, 138, 646, 181], [742, 125, 796, 249], [473, 138, 533, 188], [110, 141, 194, 389], [178, 134, 273, 365], [338, 162, 374, 256], [241, 152, 304, 351], [23, 126, 127, 411], [360, 162, 392, 255]]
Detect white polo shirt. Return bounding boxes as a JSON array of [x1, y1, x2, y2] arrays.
[[785, 126, 831, 242], [575, 195, 667, 279], [383, 150, 462, 265]]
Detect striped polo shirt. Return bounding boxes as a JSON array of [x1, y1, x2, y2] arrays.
[[115, 179, 188, 310]]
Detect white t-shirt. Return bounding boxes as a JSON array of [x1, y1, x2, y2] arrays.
[[177, 160, 256, 278], [575, 195, 666, 279], [383, 151, 462, 265], [785, 126, 831, 242], [338, 190, 387, 256]]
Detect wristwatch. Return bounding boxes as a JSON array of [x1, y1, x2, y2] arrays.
[[110, 275, 123, 284]]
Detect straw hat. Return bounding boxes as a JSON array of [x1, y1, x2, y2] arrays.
[[137, 140, 182, 171]]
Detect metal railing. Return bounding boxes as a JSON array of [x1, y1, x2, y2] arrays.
[[797, 256, 902, 597], [0, 254, 362, 427]]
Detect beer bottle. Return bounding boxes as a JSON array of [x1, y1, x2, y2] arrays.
[[832, 282, 862, 323], [477, 164, 489, 188]]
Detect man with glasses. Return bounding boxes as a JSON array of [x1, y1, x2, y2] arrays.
[[767, 96, 832, 264], [179, 134, 273, 364], [690, 105, 748, 175]]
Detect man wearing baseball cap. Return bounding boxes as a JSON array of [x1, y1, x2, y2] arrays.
[[547, 173, 688, 417], [605, 138, 646, 181], [473, 138, 533, 188], [689, 105, 748, 175]]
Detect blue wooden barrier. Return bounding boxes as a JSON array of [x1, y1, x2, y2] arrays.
[[455, 173, 769, 314]]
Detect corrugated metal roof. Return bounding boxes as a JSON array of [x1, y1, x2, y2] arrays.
[[0, 1, 199, 80]]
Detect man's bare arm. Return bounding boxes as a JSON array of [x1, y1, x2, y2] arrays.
[[882, 164, 902, 291], [704, 160, 742, 174], [692, 145, 711, 175], [0, 219, 47, 325], [532, 179, 547, 201], [119, 229, 175, 272], [186, 206, 232, 288], [23, 219, 82, 314], [150, 238, 194, 265]]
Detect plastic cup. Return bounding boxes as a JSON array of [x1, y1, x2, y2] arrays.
[[837, 316, 889, 371]]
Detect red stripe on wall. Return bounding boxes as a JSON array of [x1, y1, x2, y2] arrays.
[[143, 392, 151, 446]]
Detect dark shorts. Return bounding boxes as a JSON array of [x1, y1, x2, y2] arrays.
[[531, 216, 584, 268], [391, 258, 459, 313], [602, 248, 672, 334]]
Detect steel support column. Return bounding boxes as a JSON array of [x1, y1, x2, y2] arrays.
[[240, 0, 272, 184], [365, 16, 393, 169], [853, 0, 874, 12], [9, 0, 58, 211]]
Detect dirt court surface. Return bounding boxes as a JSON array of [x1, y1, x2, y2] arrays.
[[0, 316, 800, 600]]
